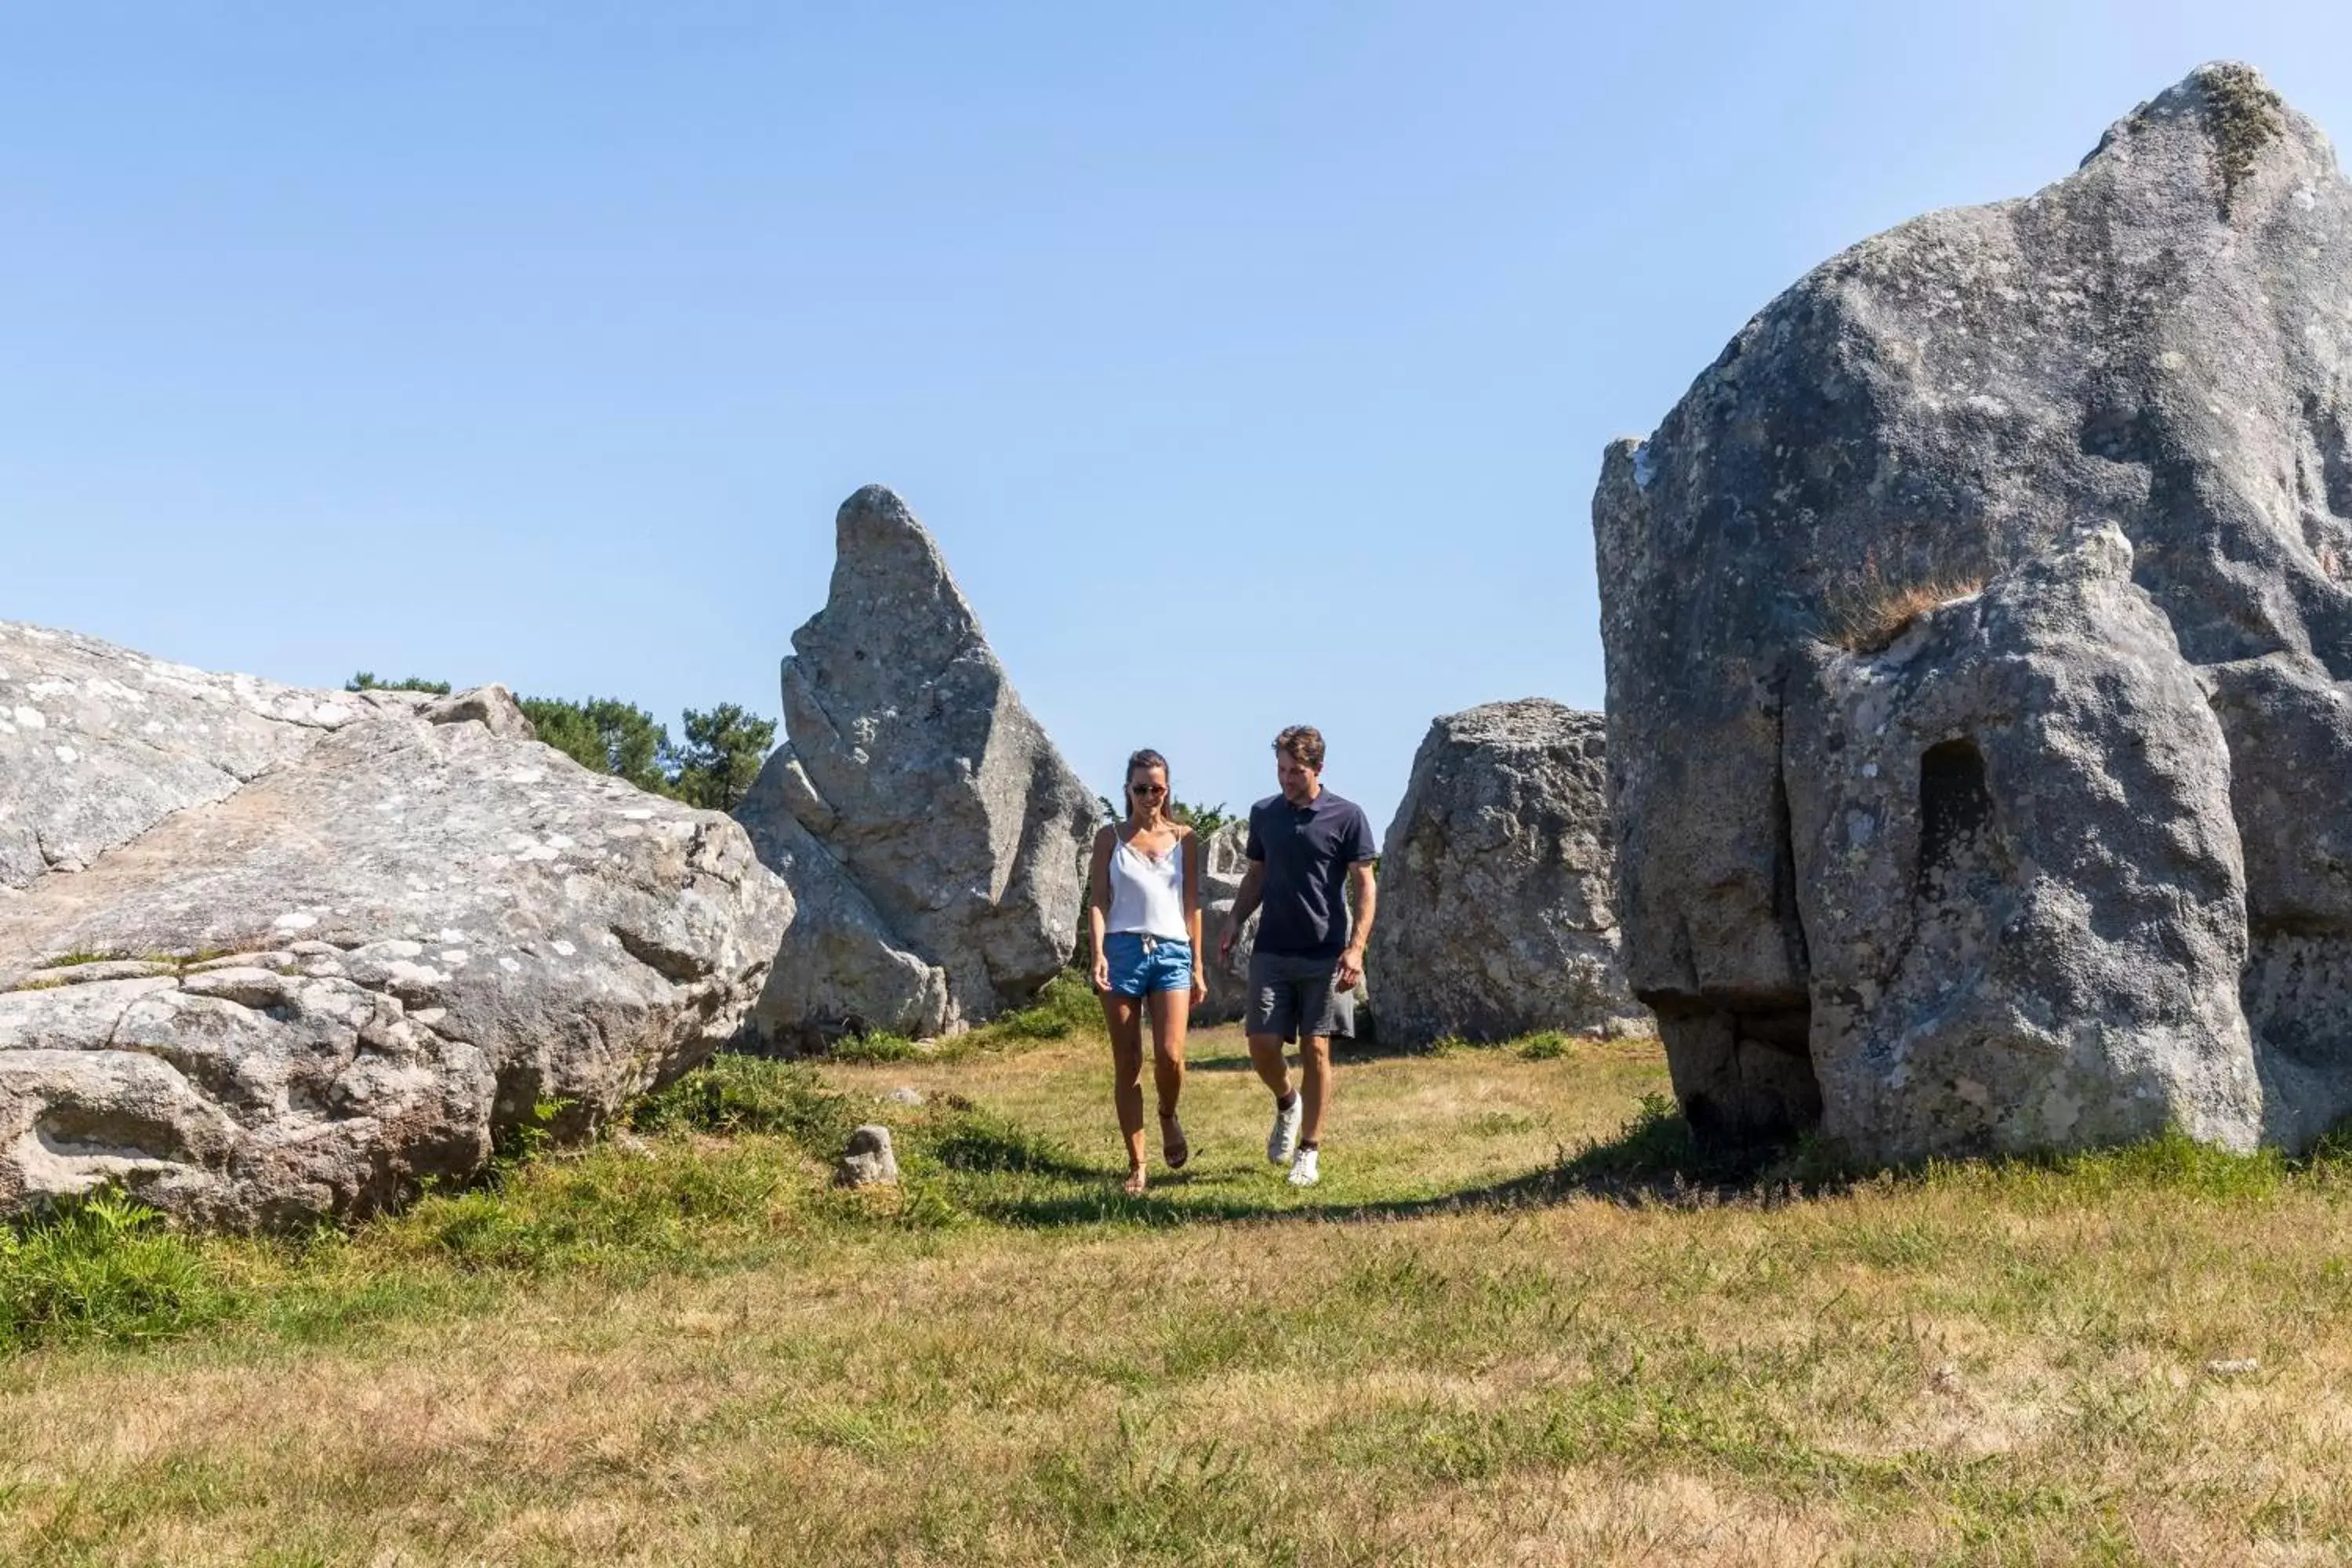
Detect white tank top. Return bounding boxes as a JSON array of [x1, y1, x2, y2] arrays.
[[1107, 834, 1189, 940]]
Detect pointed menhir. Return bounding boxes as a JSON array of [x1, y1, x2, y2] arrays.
[[735, 486, 1099, 1050]]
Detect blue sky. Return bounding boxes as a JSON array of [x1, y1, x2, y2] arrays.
[[6, 2, 2348, 833]]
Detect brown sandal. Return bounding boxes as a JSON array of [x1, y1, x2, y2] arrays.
[[1121, 1166, 1149, 1197], [1160, 1114, 1190, 1171]]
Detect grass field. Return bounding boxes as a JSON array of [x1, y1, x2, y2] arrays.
[[5, 1018, 2352, 1565]]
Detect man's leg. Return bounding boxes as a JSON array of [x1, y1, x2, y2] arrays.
[[1247, 1033, 1292, 1099], [1245, 952, 1305, 1164], [1297, 1032, 1333, 1146], [1284, 961, 1344, 1186]]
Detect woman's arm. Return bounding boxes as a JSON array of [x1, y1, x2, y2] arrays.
[[1182, 827, 1207, 1004], [1086, 826, 1115, 992]]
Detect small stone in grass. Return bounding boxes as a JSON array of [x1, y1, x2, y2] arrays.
[[838, 1124, 899, 1187], [2205, 1357, 2260, 1377], [886, 1087, 925, 1106]]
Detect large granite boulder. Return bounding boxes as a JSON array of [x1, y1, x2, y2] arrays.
[[1594, 64, 2352, 1159], [0, 624, 789, 1227], [738, 486, 1098, 1044], [1367, 701, 1646, 1046]]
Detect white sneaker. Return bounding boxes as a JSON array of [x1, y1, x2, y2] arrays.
[[1287, 1147, 1320, 1188], [1266, 1096, 1303, 1165]]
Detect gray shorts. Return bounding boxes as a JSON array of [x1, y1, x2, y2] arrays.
[[1247, 949, 1355, 1042]]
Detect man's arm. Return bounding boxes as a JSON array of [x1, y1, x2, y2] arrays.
[[1337, 859, 1377, 993], [1221, 860, 1267, 960]]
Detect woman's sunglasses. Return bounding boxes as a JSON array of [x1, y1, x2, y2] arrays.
[[1130, 783, 1166, 796]]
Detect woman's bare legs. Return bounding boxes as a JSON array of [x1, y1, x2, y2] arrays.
[[1102, 992, 1148, 1192], [1146, 985, 1190, 1167]]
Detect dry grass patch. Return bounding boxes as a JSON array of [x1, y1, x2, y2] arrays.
[[5, 1027, 2352, 1563], [1821, 564, 1988, 655]]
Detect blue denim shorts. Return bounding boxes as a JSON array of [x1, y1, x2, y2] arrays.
[[1104, 932, 1192, 996]]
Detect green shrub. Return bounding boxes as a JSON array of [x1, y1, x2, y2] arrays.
[[964, 969, 1099, 1048], [1170, 798, 1230, 837], [633, 1056, 861, 1151], [345, 672, 452, 695], [521, 695, 673, 793], [0, 1190, 234, 1351], [830, 1032, 924, 1064], [665, 703, 777, 811]]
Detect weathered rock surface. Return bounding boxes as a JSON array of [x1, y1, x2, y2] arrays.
[[737, 486, 1098, 1044], [1784, 526, 2261, 1156], [1594, 64, 2352, 1159], [0, 621, 430, 891], [735, 753, 949, 1051], [837, 1123, 898, 1187], [0, 624, 788, 1227], [1367, 701, 1646, 1046]]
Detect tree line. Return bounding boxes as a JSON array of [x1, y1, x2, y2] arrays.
[[346, 673, 775, 811]]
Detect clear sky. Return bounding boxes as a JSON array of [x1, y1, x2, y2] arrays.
[[6, 2, 2349, 834]]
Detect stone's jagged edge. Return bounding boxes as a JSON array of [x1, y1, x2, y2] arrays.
[[1593, 62, 2352, 1160]]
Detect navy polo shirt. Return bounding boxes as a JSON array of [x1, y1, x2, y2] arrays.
[[1246, 788, 1377, 960]]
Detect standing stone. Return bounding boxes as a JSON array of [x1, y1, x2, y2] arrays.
[[1594, 64, 2347, 1159], [1367, 701, 1646, 1046], [738, 486, 1098, 1043], [735, 750, 952, 1048], [1782, 525, 2260, 1157]]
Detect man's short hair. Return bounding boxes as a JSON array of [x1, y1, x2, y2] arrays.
[[1273, 725, 1326, 771]]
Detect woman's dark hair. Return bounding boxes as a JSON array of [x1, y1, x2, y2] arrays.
[[1124, 749, 1170, 817]]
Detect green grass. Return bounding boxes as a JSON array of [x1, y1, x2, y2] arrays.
[[824, 967, 1103, 1065], [8, 1028, 2352, 1563], [0, 1191, 233, 1352], [1514, 1029, 1573, 1060]]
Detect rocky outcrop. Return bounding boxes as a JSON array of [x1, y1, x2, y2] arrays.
[[737, 487, 1098, 1044], [0, 624, 789, 1228], [1594, 64, 2352, 1160], [1367, 701, 1645, 1046]]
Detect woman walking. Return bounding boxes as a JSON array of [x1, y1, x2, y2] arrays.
[[1087, 749, 1208, 1195]]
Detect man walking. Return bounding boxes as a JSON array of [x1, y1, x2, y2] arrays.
[[1219, 725, 1377, 1188]]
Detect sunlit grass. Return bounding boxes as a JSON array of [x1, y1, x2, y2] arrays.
[[5, 1022, 2352, 1563]]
